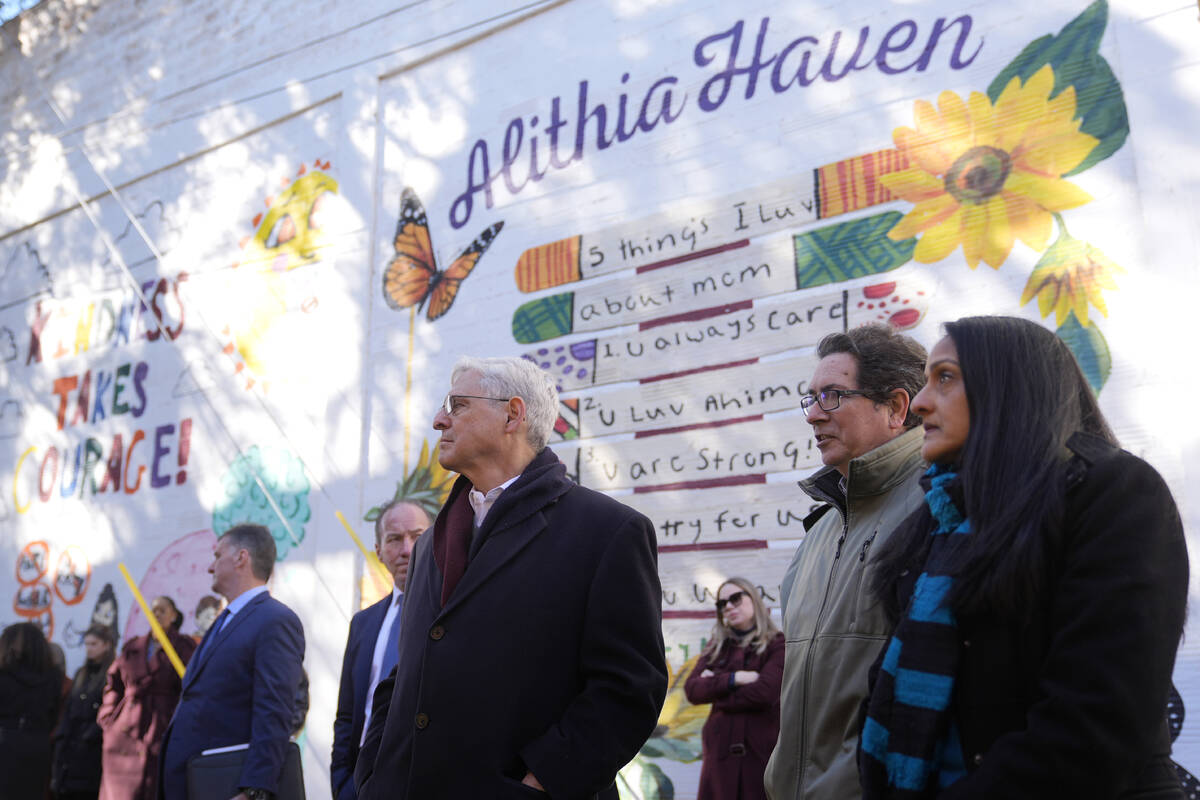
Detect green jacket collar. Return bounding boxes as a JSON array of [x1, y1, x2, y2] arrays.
[[800, 426, 925, 511]]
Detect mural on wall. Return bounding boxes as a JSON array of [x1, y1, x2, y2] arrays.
[[1, 0, 1196, 797], [369, 0, 1176, 796], [212, 445, 311, 562], [382, 187, 505, 322], [221, 161, 339, 392], [121, 528, 217, 643]]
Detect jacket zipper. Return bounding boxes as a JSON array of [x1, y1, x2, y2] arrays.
[[795, 512, 850, 796], [847, 530, 879, 628]]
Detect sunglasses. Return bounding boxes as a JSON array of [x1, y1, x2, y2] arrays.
[[715, 591, 748, 612]]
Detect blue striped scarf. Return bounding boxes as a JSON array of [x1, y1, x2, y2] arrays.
[[860, 464, 970, 798]]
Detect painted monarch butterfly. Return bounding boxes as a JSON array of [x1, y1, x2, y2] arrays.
[[382, 188, 504, 321]]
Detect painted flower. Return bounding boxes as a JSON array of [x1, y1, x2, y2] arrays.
[[1020, 233, 1123, 326], [882, 64, 1098, 268]]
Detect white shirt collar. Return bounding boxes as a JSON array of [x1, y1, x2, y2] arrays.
[[467, 475, 520, 527], [224, 584, 269, 618]]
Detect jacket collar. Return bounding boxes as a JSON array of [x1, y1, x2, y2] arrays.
[[183, 590, 269, 688], [800, 426, 925, 511], [435, 448, 572, 617]]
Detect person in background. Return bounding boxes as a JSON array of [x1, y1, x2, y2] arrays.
[[51, 624, 115, 800], [685, 578, 785, 800], [860, 316, 1189, 799], [332, 498, 433, 800], [0, 621, 64, 800], [764, 324, 927, 800], [192, 595, 223, 643], [98, 596, 197, 800]]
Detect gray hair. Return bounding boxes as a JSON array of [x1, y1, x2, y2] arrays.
[[451, 356, 559, 452], [220, 524, 277, 581]]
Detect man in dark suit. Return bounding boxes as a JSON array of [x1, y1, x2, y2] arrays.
[[331, 499, 432, 800], [355, 356, 667, 800], [160, 524, 305, 800]]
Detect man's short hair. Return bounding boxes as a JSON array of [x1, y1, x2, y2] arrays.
[[816, 324, 927, 429], [451, 356, 559, 451], [220, 523, 277, 581]]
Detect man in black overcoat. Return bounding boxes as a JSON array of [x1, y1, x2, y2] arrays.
[[354, 356, 668, 800]]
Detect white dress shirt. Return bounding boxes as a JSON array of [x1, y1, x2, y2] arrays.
[[360, 587, 403, 745], [468, 475, 520, 528]]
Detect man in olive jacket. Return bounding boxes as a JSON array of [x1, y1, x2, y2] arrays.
[[764, 325, 926, 800], [355, 356, 667, 800]]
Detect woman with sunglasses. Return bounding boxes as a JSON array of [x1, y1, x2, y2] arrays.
[[685, 578, 785, 800], [860, 316, 1188, 799]]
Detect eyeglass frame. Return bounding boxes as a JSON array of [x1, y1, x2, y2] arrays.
[[715, 590, 749, 612], [800, 388, 874, 416], [442, 394, 512, 416]]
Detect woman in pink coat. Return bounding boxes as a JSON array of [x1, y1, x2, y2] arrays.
[[97, 597, 196, 800]]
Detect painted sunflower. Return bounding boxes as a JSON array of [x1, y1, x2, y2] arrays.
[[1020, 233, 1123, 326], [882, 64, 1098, 269]]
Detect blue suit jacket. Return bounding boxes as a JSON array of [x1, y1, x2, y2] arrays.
[[331, 594, 393, 800], [159, 591, 305, 800]]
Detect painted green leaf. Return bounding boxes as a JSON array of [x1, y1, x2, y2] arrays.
[[793, 211, 916, 289], [987, 0, 1128, 175], [512, 292, 573, 344], [639, 736, 701, 763], [639, 761, 675, 800], [1056, 312, 1112, 393]]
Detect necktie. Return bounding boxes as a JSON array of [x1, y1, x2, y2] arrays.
[[380, 596, 403, 678], [195, 608, 230, 663]]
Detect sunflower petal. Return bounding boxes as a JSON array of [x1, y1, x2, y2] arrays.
[[913, 211, 964, 263], [880, 167, 946, 203], [981, 195, 1014, 267], [1007, 170, 1092, 212], [888, 194, 960, 240]]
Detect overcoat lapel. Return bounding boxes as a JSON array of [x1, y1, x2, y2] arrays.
[[182, 592, 266, 689], [436, 510, 549, 619], [434, 449, 572, 619]]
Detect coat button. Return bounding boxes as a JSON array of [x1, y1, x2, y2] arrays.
[[430, 625, 445, 640], [962, 639, 971, 648], [972, 753, 983, 766], [415, 713, 429, 729]]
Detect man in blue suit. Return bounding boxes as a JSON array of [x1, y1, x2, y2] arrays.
[[160, 524, 305, 800], [331, 499, 431, 800]]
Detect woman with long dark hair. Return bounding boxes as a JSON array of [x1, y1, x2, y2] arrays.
[[684, 578, 785, 800], [0, 621, 64, 799], [859, 316, 1188, 799], [98, 596, 197, 800]]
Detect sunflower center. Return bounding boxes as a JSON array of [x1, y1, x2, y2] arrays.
[[944, 146, 1012, 205]]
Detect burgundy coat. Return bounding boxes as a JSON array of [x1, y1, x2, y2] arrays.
[[685, 632, 785, 800], [97, 631, 197, 800]]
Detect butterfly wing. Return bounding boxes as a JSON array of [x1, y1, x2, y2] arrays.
[[425, 221, 504, 321], [383, 188, 437, 311]]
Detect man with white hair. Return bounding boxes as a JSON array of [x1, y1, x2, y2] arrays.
[[355, 356, 667, 800]]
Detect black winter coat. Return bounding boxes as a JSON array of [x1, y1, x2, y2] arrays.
[[877, 434, 1189, 799], [355, 449, 668, 800], [0, 665, 64, 800], [52, 655, 113, 795]]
